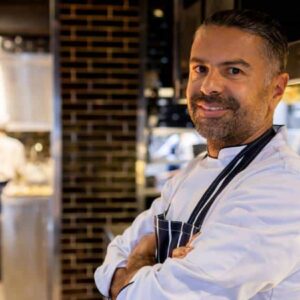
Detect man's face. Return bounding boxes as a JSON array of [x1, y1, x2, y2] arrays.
[[186, 25, 287, 146]]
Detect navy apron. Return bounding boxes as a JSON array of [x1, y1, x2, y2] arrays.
[[155, 126, 278, 263]]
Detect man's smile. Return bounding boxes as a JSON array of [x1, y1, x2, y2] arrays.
[[195, 102, 230, 118]]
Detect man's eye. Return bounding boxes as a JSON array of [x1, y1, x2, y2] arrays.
[[195, 65, 207, 74], [228, 67, 241, 75]]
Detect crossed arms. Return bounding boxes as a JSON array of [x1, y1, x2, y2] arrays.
[[95, 172, 300, 300], [110, 233, 197, 299]]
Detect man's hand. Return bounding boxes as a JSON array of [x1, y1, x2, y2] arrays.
[[172, 232, 200, 259], [110, 234, 156, 299], [110, 268, 127, 300], [110, 232, 199, 298]]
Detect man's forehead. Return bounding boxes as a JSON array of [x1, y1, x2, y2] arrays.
[[190, 25, 266, 65]]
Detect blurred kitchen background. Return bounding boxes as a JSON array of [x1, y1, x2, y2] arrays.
[[0, 0, 299, 300]]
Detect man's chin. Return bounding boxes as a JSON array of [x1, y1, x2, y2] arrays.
[[195, 124, 233, 141]]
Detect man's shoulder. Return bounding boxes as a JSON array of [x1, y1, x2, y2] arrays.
[[258, 141, 300, 175], [236, 143, 300, 194], [257, 127, 300, 174]]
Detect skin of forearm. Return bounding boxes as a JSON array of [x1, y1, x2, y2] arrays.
[[110, 254, 155, 299], [126, 253, 156, 272], [110, 267, 127, 299], [109, 232, 198, 299]]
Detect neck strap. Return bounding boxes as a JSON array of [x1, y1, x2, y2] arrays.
[[188, 126, 278, 227]]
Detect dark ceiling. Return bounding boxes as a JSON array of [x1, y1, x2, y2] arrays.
[[0, 1, 49, 36], [238, 0, 300, 42]]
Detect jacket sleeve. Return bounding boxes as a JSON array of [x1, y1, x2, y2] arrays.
[[94, 178, 174, 297], [116, 172, 300, 300]]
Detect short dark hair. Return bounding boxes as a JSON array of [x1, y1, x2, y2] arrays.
[[202, 9, 288, 74]]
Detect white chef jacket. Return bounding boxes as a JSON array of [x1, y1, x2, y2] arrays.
[[0, 133, 26, 181], [95, 126, 300, 300]]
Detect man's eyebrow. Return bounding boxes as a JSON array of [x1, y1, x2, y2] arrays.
[[189, 57, 206, 64], [189, 57, 251, 69], [221, 59, 251, 69]]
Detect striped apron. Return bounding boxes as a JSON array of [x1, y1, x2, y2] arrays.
[[155, 126, 278, 263]]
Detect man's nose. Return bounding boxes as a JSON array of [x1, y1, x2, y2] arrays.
[[200, 69, 224, 95]]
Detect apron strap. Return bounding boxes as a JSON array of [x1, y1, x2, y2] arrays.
[[188, 126, 278, 227]]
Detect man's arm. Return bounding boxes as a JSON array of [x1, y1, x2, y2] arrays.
[[94, 179, 173, 297], [109, 268, 127, 300], [94, 208, 159, 297], [110, 234, 156, 300], [94, 155, 201, 297], [110, 232, 199, 299], [114, 173, 300, 300]]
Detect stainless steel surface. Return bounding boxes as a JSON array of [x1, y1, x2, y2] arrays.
[[50, 0, 62, 299], [0, 46, 53, 131], [1, 195, 50, 300]]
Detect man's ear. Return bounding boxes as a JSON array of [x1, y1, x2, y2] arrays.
[[272, 72, 289, 104]]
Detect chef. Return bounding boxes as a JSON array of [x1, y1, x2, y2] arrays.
[[95, 9, 300, 300], [0, 118, 26, 183]]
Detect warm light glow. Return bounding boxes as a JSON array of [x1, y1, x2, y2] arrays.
[[153, 9, 164, 18], [34, 142, 43, 152], [282, 84, 300, 104]]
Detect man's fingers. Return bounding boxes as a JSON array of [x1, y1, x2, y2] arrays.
[[172, 246, 193, 258]]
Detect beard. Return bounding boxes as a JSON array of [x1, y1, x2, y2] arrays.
[[188, 92, 253, 146]]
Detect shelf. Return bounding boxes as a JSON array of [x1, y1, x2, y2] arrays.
[[6, 122, 52, 132]]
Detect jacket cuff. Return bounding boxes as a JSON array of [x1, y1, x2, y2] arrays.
[[94, 259, 127, 297]]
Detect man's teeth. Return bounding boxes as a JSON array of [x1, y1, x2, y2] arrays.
[[205, 107, 224, 111]]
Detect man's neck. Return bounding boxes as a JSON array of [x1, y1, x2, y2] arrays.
[[207, 124, 273, 158]]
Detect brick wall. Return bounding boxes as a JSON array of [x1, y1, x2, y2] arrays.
[[58, 0, 141, 298]]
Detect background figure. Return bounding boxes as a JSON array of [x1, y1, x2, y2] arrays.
[[0, 121, 26, 184]]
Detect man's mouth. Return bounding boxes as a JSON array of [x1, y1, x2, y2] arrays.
[[195, 102, 229, 118], [200, 103, 226, 110]]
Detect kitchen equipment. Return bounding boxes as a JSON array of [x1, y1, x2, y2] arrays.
[[0, 48, 53, 131], [1, 185, 52, 300]]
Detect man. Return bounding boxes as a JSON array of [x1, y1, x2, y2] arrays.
[[95, 9, 300, 299]]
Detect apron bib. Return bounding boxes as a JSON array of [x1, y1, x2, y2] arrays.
[[155, 126, 279, 263]]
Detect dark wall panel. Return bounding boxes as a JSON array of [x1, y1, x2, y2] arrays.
[[58, 1, 141, 298]]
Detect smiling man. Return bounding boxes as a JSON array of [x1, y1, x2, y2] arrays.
[[187, 20, 288, 157], [95, 9, 300, 300]]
